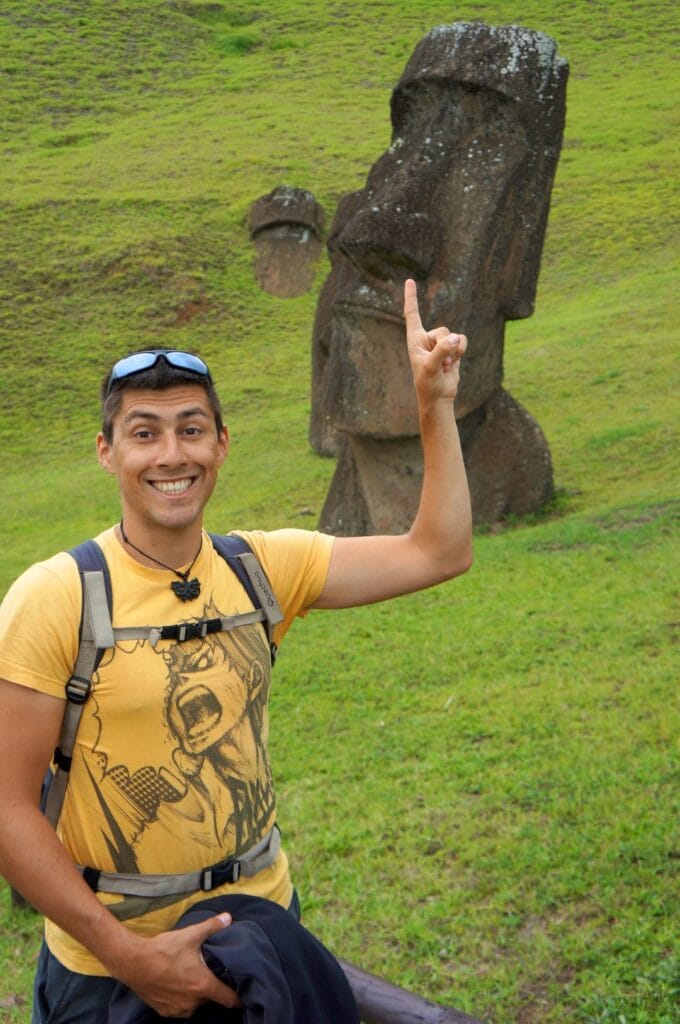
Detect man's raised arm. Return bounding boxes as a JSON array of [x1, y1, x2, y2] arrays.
[[313, 279, 472, 610]]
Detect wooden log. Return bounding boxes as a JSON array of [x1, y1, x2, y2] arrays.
[[339, 959, 486, 1024]]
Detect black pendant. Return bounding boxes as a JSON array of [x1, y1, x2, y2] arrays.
[[171, 577, 201, 602]]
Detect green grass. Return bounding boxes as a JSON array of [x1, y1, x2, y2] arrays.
[[0, 1, 678, 1021]]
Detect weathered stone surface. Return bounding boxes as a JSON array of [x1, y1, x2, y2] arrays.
[[458, 388, 554, 525], [249, 185, 324, 298], [250, 185, 324, 236], [319, 434, 423, 536], [310, 22, 567, 527], [319, 389, 553, 532]]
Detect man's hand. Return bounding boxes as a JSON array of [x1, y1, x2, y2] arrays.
[[403, 278, 467, 404], [106, 913, 241, 1018]]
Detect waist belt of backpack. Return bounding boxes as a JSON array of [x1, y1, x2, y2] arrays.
[[79, 825, 281, 897]]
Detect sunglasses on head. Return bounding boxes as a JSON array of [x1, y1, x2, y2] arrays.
[[105, 350, 212, 397]]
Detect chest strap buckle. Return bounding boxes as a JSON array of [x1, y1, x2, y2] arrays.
[[201, 859, 241, 890]]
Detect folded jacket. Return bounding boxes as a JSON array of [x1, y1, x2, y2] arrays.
[[107, 893, 360, 1024]]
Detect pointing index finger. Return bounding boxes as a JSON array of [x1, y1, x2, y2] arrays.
[[403, 278, 424, 335]]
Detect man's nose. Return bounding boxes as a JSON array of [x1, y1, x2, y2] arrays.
[[332, 203, 439, 281], [157, 432, 187, 465]]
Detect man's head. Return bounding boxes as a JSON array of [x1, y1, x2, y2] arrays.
[[97, 350, 229, 540], [101, 349, 224, 443]]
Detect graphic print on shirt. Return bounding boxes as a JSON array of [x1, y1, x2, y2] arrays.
[[84, 596, 274, 922]]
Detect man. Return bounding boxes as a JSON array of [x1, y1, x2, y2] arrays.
[[0, 280, 472, 1022]]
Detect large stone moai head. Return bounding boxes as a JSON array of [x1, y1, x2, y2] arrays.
[[311, 23, 568, 530]]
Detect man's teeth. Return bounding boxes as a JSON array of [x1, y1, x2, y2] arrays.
[[152, 479, 193, 494]]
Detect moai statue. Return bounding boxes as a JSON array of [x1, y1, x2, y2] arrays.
[[310, 23, 568, 530], [249, 185, 324, 298]]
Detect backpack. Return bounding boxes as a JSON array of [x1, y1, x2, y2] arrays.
[[39, 532, 285, 899]]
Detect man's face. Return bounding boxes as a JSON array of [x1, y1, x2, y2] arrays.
[[97, 385, 228, 540]]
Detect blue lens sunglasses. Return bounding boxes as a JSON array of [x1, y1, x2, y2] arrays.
[[105, 350, 212, 397]]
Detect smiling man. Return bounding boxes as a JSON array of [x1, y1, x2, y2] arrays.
[[0, 281, 472, 1023]]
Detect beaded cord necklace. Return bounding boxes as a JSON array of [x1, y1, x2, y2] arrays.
[[119, 521, 202, 602]]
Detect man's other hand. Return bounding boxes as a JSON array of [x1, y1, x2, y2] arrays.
[[107, 912, 241, 1018]]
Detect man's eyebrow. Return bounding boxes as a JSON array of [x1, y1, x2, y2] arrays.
[[123, 407, 211, 424], [176, 407, 211, 420], [123, 410, 162, 425]]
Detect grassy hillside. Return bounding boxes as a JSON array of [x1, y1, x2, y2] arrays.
[[0, 1, 678, 1022]]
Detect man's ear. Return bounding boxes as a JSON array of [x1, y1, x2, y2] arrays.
[[216, 426, 229, 467], [96, 432, 116, 475]]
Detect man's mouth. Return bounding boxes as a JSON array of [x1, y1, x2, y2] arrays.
[[150, 477, 195, 495]]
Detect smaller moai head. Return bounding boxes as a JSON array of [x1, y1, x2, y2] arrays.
[[311, 22, 568, 446], [249, 185, 324, 298]]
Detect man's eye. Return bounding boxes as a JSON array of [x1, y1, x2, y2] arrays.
[[134, 430, 154, 439], [184, 427, 201, 436]]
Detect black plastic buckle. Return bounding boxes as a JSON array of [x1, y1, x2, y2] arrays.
[[53, 746, 72, 772], [161, 619, 222, 643], [200, 859, 241, 891], [82, 866, 102, 893], [178, 622, 203, 643], [65, 676, 91, 704]]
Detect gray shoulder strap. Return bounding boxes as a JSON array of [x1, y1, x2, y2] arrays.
[[81, 570, 115, 650], [236, 552, 285, 628], [44, 570, 113, 828]]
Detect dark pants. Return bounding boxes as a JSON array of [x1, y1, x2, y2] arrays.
[[32, 891, 301, 1024]]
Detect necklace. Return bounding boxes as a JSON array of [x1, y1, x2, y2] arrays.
[[119, 521, 202, 602]]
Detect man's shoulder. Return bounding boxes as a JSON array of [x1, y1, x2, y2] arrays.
[[227, 527, 333, 572], [0, 545, 92, 696], [222, 529, 334, 631], [7, 549, 80, 597], [231, 527, 333, 553], [2, 527, 118, 610]]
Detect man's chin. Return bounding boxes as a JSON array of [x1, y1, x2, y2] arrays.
[[146, 503, 205, 533]]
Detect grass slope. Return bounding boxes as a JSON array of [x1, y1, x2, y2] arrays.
[[0, 1, 678, 1021]]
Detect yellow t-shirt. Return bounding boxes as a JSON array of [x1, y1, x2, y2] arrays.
[[0, 526, 333, 974]]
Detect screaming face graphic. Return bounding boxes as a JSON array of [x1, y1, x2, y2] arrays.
[[85, 595, 275, 921]]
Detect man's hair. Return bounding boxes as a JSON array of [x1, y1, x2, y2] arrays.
[[100, 352, 224, 443]]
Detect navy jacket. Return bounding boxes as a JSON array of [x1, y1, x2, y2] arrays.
[[107, 894, 360, 1024]]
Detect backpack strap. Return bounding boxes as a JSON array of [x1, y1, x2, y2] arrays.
[[44, 534, 283, 831], [43, 540, 115, 828], [209, 533, 284, 665], [79, 823, 281, 896], [112, 536, 284, 661]]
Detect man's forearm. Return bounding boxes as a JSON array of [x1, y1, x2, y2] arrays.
[[313, 399, 471, 609], [1, 801, 238, 1015], [312, 280, 472, 609], [0, 801, 139, 972], [409, 395, 472, 581]]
